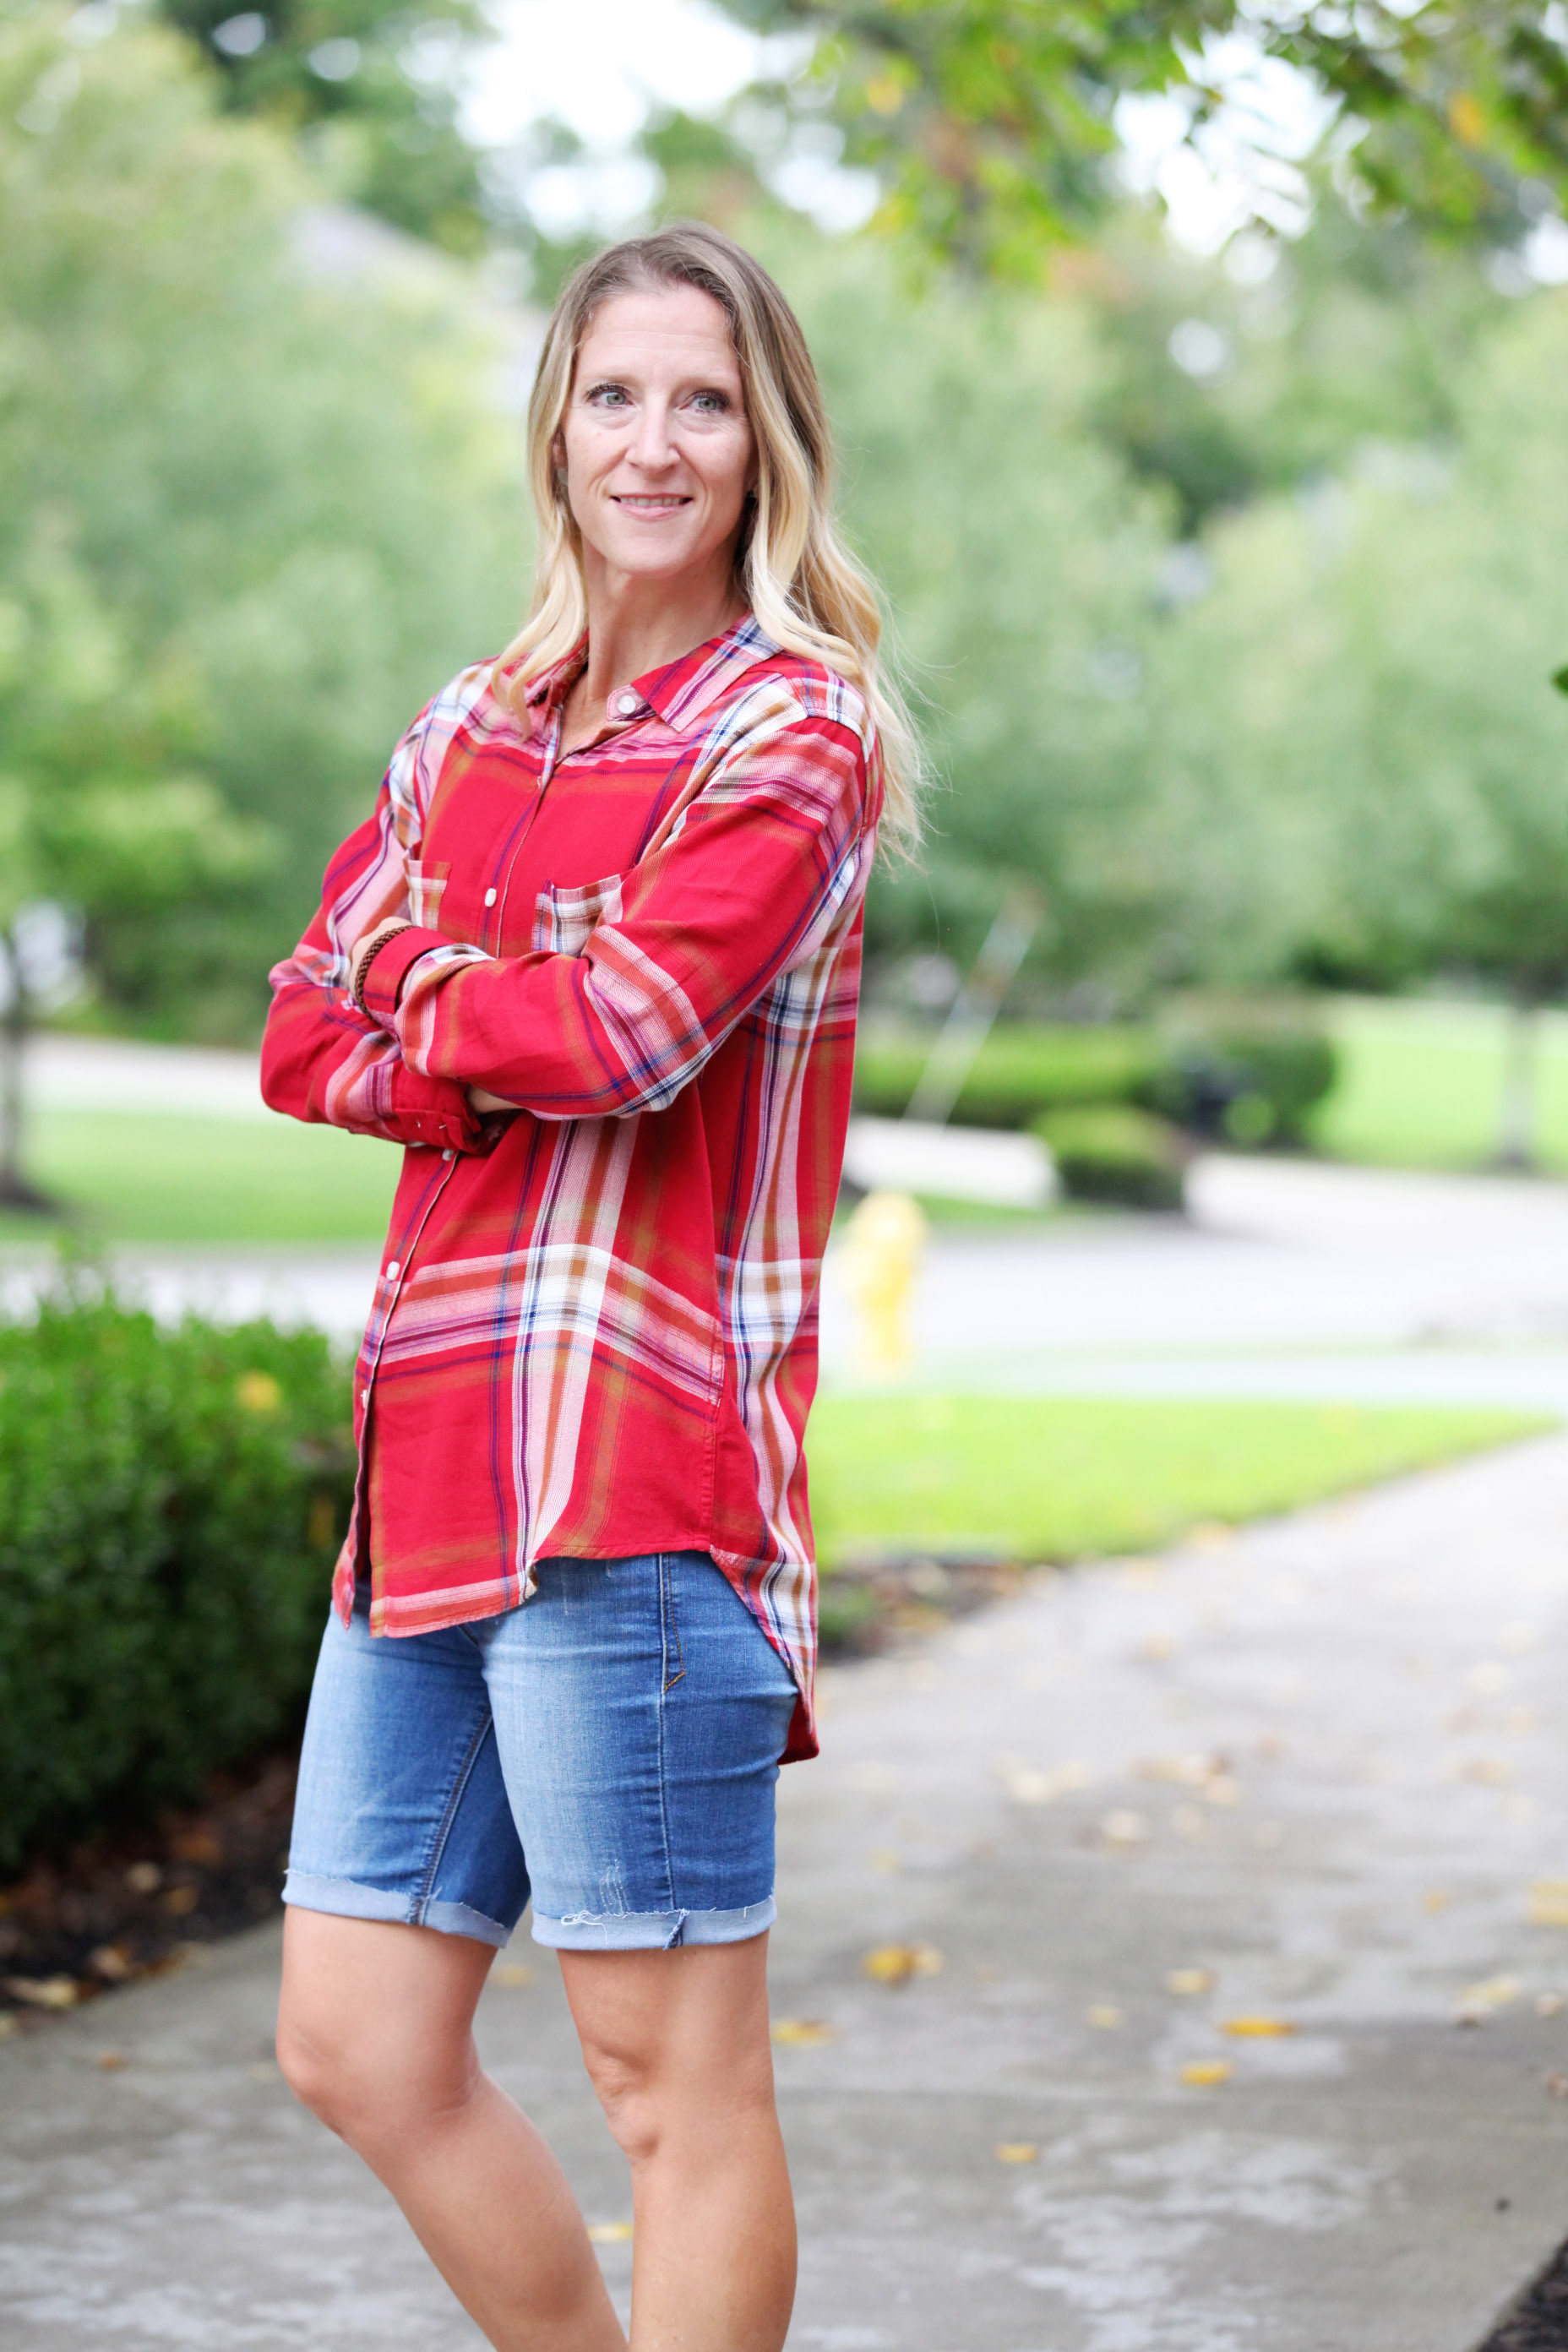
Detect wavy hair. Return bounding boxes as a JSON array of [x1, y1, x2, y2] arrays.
[[496, 222, 921, 848]]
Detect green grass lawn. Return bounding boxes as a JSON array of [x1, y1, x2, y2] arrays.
[[0, 1113, 400, 1244], [808, 1392, 1549, 1569], [1310, 996, 1568, 1173]]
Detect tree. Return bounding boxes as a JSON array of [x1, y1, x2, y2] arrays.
[[716, 2, 1568, 272], [153, 0, 496, 251], [1154, 284, 1568, 1156], [761, 226, 1186, 1000], [0, 4, 522, 1144]]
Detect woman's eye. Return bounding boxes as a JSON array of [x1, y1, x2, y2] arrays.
[[587, 384, 629, 408], [689, 389, 730, 414]]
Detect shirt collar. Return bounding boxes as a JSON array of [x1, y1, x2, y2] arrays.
[[518, 612, 780, 738]]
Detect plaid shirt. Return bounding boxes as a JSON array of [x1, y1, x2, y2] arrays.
[[262, 616, 879, 1761]]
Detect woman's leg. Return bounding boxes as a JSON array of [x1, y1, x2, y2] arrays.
[[277, 1908, 624, 2352], [561, 1933, 795, 2352]]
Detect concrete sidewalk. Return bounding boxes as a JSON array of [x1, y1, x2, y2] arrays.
[[5, 1434, 1568, 2349]]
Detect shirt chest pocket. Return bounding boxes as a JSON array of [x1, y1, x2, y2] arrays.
[[532, 872, 627, 956], [405, 858, 451, 932]]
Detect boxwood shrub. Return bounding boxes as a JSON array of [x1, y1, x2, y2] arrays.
[[856, 1017, 1337, 1146], [854, 1023, 1163, 1129], [0, 1288, 355, 1872], [1032, 1104, 1190, 1211]]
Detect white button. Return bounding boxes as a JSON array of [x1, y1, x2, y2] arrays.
[[386, 1260, 400, 1279], [484, 888, 497, 906], [360, 1388, 368, 1405], [614, 689, 640, 716], [442, 1147, 454, 1160]]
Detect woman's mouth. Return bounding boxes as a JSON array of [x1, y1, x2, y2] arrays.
[[612, 494, 692, 514]]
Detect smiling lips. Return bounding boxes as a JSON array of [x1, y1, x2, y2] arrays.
[[612, 493, 693, 512]]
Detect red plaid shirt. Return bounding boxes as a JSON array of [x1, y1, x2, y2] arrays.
[[262, 616, 879, 1760]]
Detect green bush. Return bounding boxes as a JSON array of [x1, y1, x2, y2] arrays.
[[854, 1023, 1162, 1129], [1033, 1104, 1190, 1210], [0, 1288, 354, 1872], [1149, 1024, 1338, 1146]]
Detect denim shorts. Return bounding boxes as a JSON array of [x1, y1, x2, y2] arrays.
[[283, 1551, 800, 1952]]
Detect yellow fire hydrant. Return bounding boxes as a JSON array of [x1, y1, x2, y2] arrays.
[[838, 1189, 928, 1376]]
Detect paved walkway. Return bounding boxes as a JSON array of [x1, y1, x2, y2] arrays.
[[5, 1433, 1568, 2349]]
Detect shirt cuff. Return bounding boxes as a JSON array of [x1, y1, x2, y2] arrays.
[[381, 1059, 487, 1155], [361, 925, 455, 1025]]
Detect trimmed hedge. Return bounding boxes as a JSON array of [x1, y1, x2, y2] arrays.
[[854, 1018, 1337, 1145], [0, 1290, 354, 1872], [1149, 1025, 1338, 1146], [853, 1023, 1162, 1129], [1033, 1104, 1190, 1210]]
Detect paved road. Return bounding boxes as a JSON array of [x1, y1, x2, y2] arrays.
[[5, 1434, 1568, 2350]]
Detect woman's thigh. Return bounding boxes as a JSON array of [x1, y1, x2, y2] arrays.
[[482, 1552, 799, 1954]]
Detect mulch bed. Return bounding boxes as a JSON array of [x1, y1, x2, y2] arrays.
[[819, 1552, 1032, 1653], [0, 1751, 297, 2033], [1476, 2242, 1568, 2351]]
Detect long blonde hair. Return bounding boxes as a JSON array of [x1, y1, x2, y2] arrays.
[[497, 222, 921, 848]]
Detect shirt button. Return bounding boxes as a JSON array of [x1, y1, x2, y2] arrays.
[[386, 1260, 400, 1279], [360, 1388, 368, 1405], [442, 1147, 454, 1160], [613, 689, 640, 717], [484, 888, 497, 906]]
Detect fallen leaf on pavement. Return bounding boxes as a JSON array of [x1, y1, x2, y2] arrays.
[[995, 1759, 1092, 1805], [1528, 1881, 1568, 1929], [3, 1975, 79, 2010], [492, 1963, 535, 1989], [1179, 2060, 1232, 2087], [1455, 1975, 1522, 2024], [1166, 1968, 1214, 1995], [771, 2018, 834, 2045], [1086, 2005, 1124, 2029], [587, 2221, 633, 2244], [1423, 1891, 1451, 1914], [1138, 1754, 1222, 1787], [994, 2142, 1039, 2164], [1546, 2073, 1568, 2100], [94, 2050, 126, 2072], [1221, 2017, 1296, 2039], [862, 1942, 944, 1984]]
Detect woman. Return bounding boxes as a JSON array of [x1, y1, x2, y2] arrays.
[[263, 221, 917, 2352]]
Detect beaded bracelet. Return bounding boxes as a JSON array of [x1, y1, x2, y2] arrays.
[[351, 920, 411, 1018]]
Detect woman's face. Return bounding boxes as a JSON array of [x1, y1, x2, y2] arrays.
[[559, 284, 756, 595]]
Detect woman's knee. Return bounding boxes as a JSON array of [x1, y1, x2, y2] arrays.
[[276, 1977, 479, 2148], [276, 1908, 492, 2146]]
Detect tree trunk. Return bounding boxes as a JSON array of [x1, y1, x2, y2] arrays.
[[0, 929, 56, 1213], [1494, 994, 1539, 1173]]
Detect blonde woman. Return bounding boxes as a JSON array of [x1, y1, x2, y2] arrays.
[[262, 223, 917, 2352]]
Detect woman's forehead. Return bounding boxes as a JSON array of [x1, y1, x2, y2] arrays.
[[575, 283, 740, 378]]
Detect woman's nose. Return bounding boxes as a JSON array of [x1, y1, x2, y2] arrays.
[[626, 398, 678, 468]]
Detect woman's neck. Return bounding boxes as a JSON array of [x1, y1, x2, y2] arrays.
[[574, 557, 744, 714]]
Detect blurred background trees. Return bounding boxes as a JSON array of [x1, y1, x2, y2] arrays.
[[0, 3, 520, 1045], [3, 0, 1567, 1139]]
